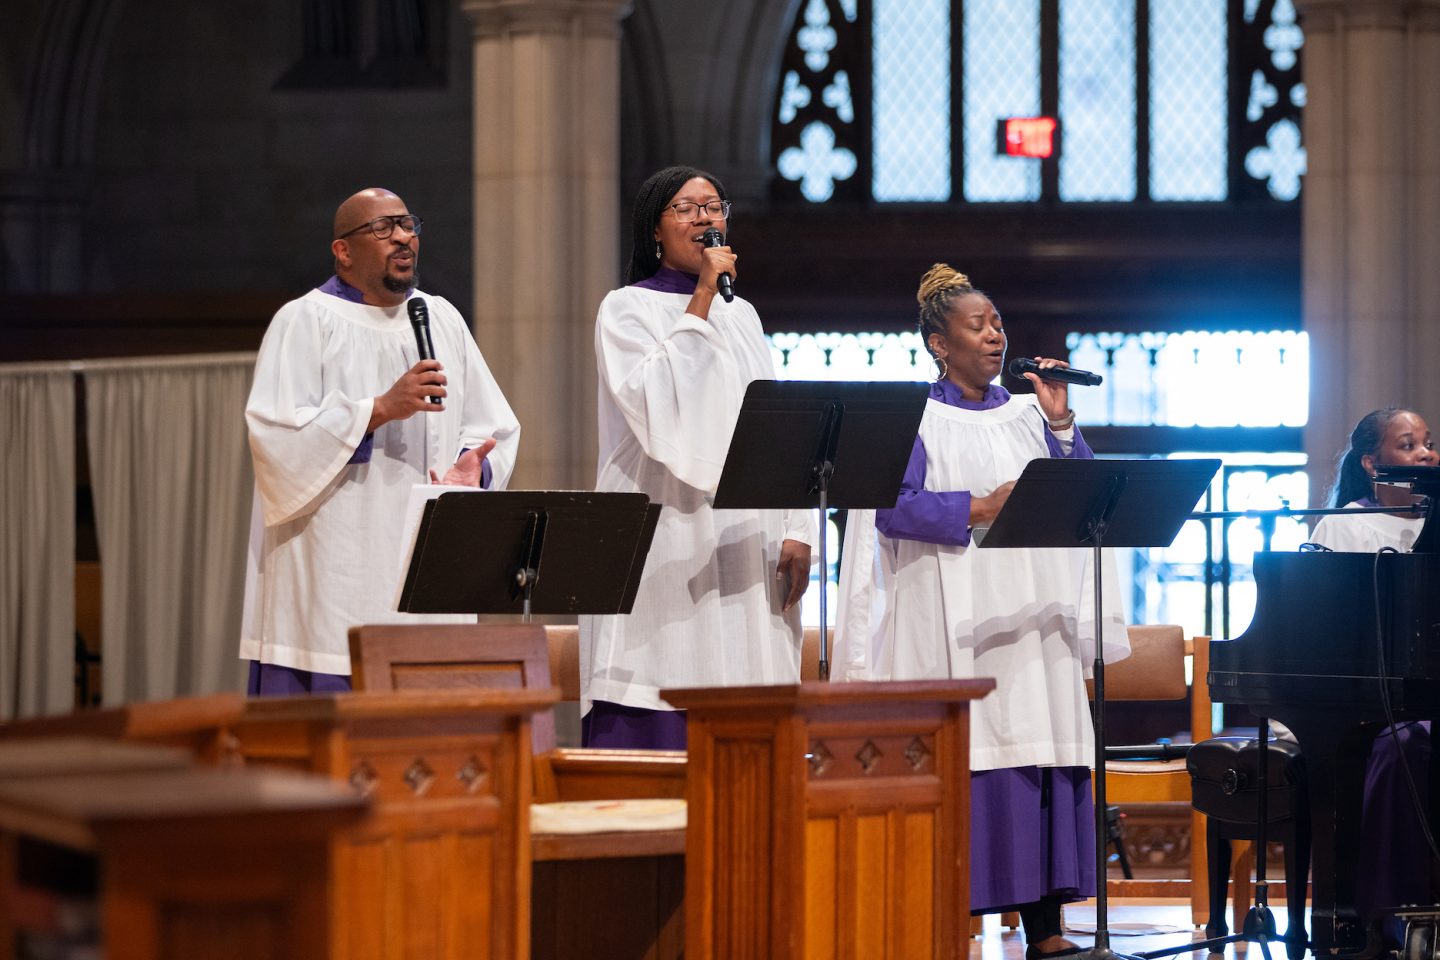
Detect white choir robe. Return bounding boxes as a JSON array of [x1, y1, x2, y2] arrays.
[[835, 394, 1129, 771], [240, 289, 521, 675], [579, 284, 817, 715], [1311, 499, 1424, 552]]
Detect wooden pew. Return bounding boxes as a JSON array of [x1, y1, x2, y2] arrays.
[[0, 693, 246, 763], [0, 738, 366, 960], [348, 623, 685, 960], [0, 689, 554, 960], [236, 689, 554, 960]]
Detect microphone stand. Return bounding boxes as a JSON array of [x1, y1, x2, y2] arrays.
[[1076, 476, 1136, 960]]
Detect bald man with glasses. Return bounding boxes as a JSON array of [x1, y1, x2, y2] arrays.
[[240, 187, 521, 695]]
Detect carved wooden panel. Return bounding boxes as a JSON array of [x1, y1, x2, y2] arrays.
[[339, 746, 499, 803], [713, 737, 775, 960], [668, 682, 989, 960], [807, 734, 938, 779], [804, 806, 942, 958]]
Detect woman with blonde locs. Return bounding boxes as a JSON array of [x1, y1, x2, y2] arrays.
[[835, 265, 1129, 957]]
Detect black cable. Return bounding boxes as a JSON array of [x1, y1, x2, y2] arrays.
[[1371, 546, 1440, 863]]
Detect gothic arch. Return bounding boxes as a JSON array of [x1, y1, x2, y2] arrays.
[[620, 0, 802, 202], [2, 0, 127, 292], [24, 0, 127, 167]]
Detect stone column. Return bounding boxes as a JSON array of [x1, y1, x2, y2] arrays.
[[462, 0, 632, 490], [1299, 0, 1440, 500]]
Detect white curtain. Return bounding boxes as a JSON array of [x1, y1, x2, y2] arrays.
[[83, 354, 255, 704], [0, 364, 76, 719]]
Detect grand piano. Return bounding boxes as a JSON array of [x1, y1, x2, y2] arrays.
[[1209, 466, 1440, 958]]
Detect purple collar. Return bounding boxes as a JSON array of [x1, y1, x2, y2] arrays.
[[318, 275, 367, 304], [632, 266, 699, 294], [931, 378, 1011, 411]]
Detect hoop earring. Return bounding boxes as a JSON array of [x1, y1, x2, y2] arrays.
[[935, 356, 948, 380]]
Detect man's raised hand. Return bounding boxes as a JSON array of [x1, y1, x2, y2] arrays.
[[430, 438, 498, 486]]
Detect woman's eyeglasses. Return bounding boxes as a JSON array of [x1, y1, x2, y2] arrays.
[[664, 200, 730, 223]]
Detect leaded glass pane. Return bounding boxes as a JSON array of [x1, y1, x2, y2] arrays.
[[1150, 0, 1227, 200], [1234, 0, 1305, 202], [1058, 0, 1136, 201], [773, 0, 866, 204], [1245, 116, 1306, 201], [1125, 455, 1308, 640], [963, 0, 1040, 202], [769, 332, 933, 381], [1066, 330, 1308, 427], [872, 0, 950, 201], [778, 122, 860, 202]]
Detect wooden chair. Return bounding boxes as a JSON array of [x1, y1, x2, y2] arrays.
[[1101, 626, 1255, 930]]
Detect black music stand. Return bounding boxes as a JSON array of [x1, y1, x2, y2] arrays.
[[710, 380, 930, 680], [397, 491, 661, 620], [1374, 463, 1440, 552], [979, 457, 1221, 960]]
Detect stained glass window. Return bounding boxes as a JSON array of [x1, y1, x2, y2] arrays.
[[773, 0, 866, 203], [963, 0, 1041, 202], [772, 1, 1305, 205], [1058, 0, 1136, 201], [873, 0, 950, 200], [1149, 0, 1227, 200], [1065, 331, 1308, 428]]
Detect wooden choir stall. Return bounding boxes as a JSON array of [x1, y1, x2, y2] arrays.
[[0, 738, 368, 960], [0, 688, 556, 960], [1, 646, 995, 960], [665, 678, 995, 960]]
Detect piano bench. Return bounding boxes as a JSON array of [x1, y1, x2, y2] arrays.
[[1187, 736, 1310, 959]]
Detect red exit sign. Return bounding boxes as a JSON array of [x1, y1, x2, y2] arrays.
[[997, 117, 1059, 159]]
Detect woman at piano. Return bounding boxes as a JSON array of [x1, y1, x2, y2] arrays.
[[1310, 406, 1437, 926], [1312, 407, 1436, 552], [835, 264, 1130, 959]]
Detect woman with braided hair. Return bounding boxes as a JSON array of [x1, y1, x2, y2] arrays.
[[1309, 407, 1436, 930], [578, 165, 815, 749], [836, 264, 1128, 957], [1312, 407, 1436, 552]]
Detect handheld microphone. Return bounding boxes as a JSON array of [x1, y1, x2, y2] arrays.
[[406, 298, 443, 405], [701, 228, 734, 303], [1008, 357, 1103, 386]]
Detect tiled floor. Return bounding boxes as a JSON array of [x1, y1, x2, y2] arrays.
[[972, 901, 1309, 960]]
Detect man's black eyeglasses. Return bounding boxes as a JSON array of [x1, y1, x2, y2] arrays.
[[337, 214, 424, 240]]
